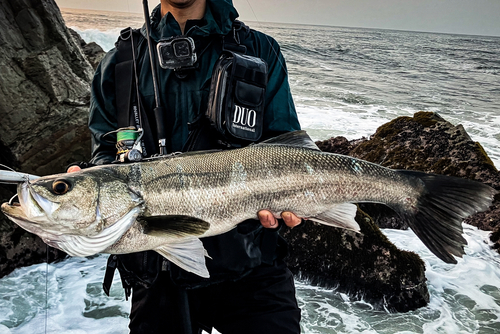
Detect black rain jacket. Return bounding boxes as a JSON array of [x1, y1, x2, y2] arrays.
[[88, 0, 300, 288]]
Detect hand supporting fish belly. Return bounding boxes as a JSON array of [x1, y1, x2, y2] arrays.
[[1, 131, 496, 278]]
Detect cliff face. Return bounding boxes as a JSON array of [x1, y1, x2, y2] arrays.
[[0, 0, 93, 176], [0, 0, 98, 276]]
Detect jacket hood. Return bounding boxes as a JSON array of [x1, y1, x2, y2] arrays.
[[143, 0, 239, 41]]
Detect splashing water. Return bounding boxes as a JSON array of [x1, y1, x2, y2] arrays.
[[1, 225, 499, 333]]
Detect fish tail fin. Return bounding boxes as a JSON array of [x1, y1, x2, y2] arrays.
[[397, 170, 496, 264]]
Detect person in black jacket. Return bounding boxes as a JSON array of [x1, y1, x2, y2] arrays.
[[69, 0, 303, 333]]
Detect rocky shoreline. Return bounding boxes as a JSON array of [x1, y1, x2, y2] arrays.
[[0, 0, 100, 279], [1, 0, 498, 313], [282, 111, 500, 311]]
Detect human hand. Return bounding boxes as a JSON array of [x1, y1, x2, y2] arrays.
[[67, 166, 81, 173], [258, 210, 302, 229]]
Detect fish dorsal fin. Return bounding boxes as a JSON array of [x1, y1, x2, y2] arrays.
[[155, 238, 210, 278], [255, 131, 321, 151], [140, 215, 210, 237], [309, 203, 360, 232]]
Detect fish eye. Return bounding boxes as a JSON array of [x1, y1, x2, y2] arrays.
[[52, 180, 72, 195]]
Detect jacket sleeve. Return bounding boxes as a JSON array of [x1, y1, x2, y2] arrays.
[[259, 35, 301, 139], [88, 49, 120, 165]]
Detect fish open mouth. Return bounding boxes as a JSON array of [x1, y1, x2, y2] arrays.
[[1, 201, 27, 219], [2, 194, 143, 257], [0, 201, 44, 237]]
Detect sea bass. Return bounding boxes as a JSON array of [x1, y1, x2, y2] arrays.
[[1, 131, 496, 277]]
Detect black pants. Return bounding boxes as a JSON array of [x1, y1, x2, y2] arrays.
[[128, 260, 301, 334]]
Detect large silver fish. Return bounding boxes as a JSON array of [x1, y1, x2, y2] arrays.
[[1, 131, 496, 277]]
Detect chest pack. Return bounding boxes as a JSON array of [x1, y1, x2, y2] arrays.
[[207, 51, 268, 143]]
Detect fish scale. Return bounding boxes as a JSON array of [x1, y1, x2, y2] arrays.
[[1, 131, 496, 277]]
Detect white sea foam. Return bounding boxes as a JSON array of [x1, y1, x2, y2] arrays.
[[0, 257, 130, 334], [1, 226, 499, 333], [295, 224, 500, 334], [71, 28, 121, 52]]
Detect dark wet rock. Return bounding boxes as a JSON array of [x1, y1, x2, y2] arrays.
[[318, 111, 500, 238], [283, 111, 499, 312], [0, 0, 97, 278], [282, 209, 429, 312], [69, 28, 106, 70], [0, 0, 93, 176]]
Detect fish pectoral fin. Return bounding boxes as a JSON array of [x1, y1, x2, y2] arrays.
[[309, 203, 360, 232], [140, 215, 210, 237], [255, 130, 321, 151], [155, 238, 210, 278]]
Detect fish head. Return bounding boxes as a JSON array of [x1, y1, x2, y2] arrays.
[[1, 167, 144, 256]]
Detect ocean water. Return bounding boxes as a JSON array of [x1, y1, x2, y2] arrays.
[[1, 7, 500, 334]]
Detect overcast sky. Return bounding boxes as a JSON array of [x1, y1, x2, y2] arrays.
[[55, 0, 500, 37]]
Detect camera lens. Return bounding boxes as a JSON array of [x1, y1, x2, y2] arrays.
[[173, 40, 191, 58]]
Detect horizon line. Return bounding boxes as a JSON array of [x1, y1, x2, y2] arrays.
[[59, 7, 500, 39]]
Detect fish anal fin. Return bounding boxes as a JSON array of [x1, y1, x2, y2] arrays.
[[256, 131, 321, 151], [309, 203, 360, 232], [155, 238, 210, 278], [140, 215, 210, 238]]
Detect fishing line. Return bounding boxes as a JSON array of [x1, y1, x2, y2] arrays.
[[0, 164, 16, 172], [45, 245, 49, 334], [244, 0, 288, 76]]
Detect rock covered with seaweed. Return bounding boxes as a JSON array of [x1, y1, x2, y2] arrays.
[[316, 112, 499, 238]]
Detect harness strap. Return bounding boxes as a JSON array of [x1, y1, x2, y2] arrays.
[[234, 64, 267, 86], [115, 28, 138, 129], [222, 20, 248, 54], [114, 27, 157, 156]]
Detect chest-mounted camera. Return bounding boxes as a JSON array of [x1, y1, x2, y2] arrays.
[[157, 36, 197, 71]]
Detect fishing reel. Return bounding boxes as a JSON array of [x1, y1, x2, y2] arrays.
[[110, 127, 144, 163]]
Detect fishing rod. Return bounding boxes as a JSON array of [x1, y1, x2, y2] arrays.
[[142, 0, 168, 156]]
